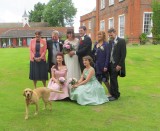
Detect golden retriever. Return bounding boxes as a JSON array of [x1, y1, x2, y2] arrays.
[[23, 87, 63, 120]]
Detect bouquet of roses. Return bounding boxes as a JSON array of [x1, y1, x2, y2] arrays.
[[58, 77, 65, 91], [62, 41, 75, 54], [69, 78, 78, 86], [58, 77, 65, 85]]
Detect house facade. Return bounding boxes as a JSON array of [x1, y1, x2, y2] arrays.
[[0, 11, 72, 47], [80, 0, 157, 43]]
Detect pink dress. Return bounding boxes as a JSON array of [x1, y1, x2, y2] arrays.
[[47, 68, 69, 100]]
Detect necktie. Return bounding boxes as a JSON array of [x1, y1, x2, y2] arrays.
[[110, 41, 115, 63]]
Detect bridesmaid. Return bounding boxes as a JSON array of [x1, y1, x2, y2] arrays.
[[70, 56, 109, 105], [47, 52, 69, 100], [92, 31, 111, 96], [29, 30, 48, 88]]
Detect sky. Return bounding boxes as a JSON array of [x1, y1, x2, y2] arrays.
[[0, 0, 96, 32]]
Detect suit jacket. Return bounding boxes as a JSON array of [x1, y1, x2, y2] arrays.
[[109, 37, 127, 77], [29, 38, 47, 61], [76, 35, 92, 59], [47, 39, 63, 70], [92, 41, 110, 74]]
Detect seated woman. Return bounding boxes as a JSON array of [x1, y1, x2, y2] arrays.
[[70, 56, 109, 105], [48, 52, 69, 100]]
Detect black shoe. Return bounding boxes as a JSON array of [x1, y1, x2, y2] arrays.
[[108, 97, 117, 101]]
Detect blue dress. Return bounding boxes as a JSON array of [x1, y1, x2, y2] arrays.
[[70, 67, 109, 105]]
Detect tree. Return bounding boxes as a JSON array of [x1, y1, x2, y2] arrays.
[[43, 0, 77, 27], [152, 0, 160, 44], [29, 2, 46, 22]]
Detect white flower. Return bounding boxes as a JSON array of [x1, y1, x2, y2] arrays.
[[114, 40, 118, 45], [81, 37, 84, 41], [40, 43, 44, 47], [100, 46, 104, 51]]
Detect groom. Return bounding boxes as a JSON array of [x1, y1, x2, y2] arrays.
[[69, 26, 92, 72]]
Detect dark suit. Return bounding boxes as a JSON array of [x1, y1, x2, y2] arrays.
[[76, 35, 92, 72], [47, 39, 63, 75], [92, 41, 110, 82], [108, 37, 126, 99]]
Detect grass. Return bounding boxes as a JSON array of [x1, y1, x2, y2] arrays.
[[0, 45, 160, 131]]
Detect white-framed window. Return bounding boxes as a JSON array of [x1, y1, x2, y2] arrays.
[[109, 0, 114, 6], [118, 14, 125, 38], [108, 17, 114, 29], [119, 0, 124, 2], [100, 0, 105, 9], [88, 21, 91, 29], [143, 12, 153, 37], [100, 20, 105, 31]]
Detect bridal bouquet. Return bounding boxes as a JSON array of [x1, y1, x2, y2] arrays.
[[69, 78, 78, 85], [63, 41, 75, 54]]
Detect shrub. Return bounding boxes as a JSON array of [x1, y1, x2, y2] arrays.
[[139, 33, 148, 45]]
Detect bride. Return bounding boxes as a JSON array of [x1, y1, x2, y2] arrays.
[[64, 29, 81, 80]]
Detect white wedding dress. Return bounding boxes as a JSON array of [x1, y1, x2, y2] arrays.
[[64, 38, 81, 80]]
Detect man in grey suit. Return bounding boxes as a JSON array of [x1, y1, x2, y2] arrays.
[[108, 28, 126, 101], [47, 30, 63, 77]]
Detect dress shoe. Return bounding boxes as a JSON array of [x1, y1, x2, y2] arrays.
[[108, 96, 117, 101]]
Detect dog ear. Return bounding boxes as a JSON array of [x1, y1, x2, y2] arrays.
[[30, 91, 33, 97], [23, 90, 26, 96]]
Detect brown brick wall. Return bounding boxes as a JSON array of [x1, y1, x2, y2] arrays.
[[80, 0, 154, 43]]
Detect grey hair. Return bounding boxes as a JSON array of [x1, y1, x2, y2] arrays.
[[83, 56, 94, 65], [52, 30, 59, 36]]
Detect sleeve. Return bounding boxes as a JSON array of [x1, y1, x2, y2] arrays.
[[104, 43, 110, 68], [118, 39, 127, 66], [76, 37, 92, 56], [29, 39, 35, 60], [51, 68, 56, 74]]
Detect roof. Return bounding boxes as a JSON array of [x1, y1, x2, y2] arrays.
[[0, 22, 49, 28], [0, 27, 73, 38]]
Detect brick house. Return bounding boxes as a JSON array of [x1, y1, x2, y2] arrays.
[[0, 11, 72, 47], [80, 0, 159, 43]]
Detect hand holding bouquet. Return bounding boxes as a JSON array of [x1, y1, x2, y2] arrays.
[[69, 78, 78, 88], [58, 77, 65, 90], [63, 41, 75, 54]]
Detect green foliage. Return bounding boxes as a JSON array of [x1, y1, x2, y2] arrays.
[[139, 33, 148, 45], [43, 0, 77, 27], [29, 2, 46, 22], [60, 34, 67, 41], [151, 0, 160, 44]]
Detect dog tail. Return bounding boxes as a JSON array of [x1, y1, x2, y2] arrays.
[[48, 89, 63, 93]]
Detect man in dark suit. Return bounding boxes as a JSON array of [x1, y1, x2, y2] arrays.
[[47, 30, 63, 77], [69, 26, 92, 72], [108, 28, 126, 101]]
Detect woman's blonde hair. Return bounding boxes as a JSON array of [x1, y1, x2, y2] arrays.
[[97, 31, 106, 42], [83, 56, 93, 65]]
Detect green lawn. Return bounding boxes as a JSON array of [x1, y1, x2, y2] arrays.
[[0, 45, 160, 131]]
